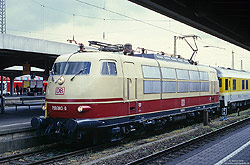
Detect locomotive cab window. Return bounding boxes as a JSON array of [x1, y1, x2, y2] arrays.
[[247, 80, 249, 90], [65, 62, 91, 75], [51, 62, 91, 75], [51, 62, 67, 75], [101, 62, 117, 75]]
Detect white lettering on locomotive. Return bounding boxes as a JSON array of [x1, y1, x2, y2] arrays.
[[52, 105, 67, 111]]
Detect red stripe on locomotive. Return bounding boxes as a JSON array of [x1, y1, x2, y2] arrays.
[[47, 95, 219, 119]]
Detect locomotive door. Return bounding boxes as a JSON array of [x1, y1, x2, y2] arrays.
[[123, 62, 137, 115]]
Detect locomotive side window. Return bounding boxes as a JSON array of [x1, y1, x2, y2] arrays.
[[225, 79, 229, 90], [233, 79, 236, 90], [177, 82, 189, 93], [201, 82, 209, 92], [144, 80, 161, 94], [199, 71, 209, 80], [161, 68, 176, 79], [189, 70, 199, 80], [142, 66, 160, 78], [190, 82, 200, 92], [101, 62, 117, 75], [242, 80, 245, 90], [162, 81, 176, 93], [65, 62, 91, 75], [176, 69, 189, 80], [247, 80, 249, 90]]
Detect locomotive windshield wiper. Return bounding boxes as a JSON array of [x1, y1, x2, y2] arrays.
[[55, 51, 79, 84], [50, 70, 55, 82], [70, 68, 87, 81]]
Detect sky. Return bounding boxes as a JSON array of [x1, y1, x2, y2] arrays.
[[6, 0, 250, 71]]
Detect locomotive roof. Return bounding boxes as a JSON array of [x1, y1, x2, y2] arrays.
[[55, 51, 215, 73], [213, 67, 250, 79]]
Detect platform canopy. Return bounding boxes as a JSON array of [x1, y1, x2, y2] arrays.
[[0, 34, 79, 77], [129, 0, 250, 51]]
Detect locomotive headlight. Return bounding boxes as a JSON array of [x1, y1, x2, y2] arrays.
[[77, 106, 91, 113], [58, 76, 65, 85], [78, 106, 84, 113]]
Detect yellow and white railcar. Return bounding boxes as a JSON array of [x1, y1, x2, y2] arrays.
[[214, 67, 250, 109]]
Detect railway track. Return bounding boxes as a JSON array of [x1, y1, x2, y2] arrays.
[[0, 141, 115, 164], [1, 115, 249, 164], [127, 117, 250, 165], [0, 143, 62, 164]]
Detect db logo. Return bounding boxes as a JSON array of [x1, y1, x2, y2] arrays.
[[55, 87, 65, 95]]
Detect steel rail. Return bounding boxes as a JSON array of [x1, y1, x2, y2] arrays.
[[127, 117, 250, 165], [26, 143, 116, 165], [0, 143, 60, 164]]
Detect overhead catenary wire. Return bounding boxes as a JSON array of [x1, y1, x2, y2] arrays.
[[30, 0, 223, 48], [30, 0, 173, 22], [74, 0, 180, 36], [28, 0, 249, 61]]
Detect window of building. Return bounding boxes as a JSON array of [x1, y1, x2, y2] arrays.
[[142, 66, 160, 79], [242, 80, 245, 90], [101, 62, 117, 75], [176, 69, 189, 80], [161, 67, 176, 79], [233, 79, 236, 90], [225, 79, 228, 90], [144, 80, 161, 94], [163, 81, 176, 93]]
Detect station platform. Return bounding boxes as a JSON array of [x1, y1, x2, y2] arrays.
[[169, 123, 250, 165], [0, 104, 44, 133]]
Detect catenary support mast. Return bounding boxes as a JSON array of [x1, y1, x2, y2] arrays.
[[0, 0, 6, 34]]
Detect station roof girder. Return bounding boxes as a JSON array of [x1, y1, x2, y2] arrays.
[[0, 34, 79, 75], [129, 0, 250, 51]]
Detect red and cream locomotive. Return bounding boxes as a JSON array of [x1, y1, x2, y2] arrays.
[[31, 41, 221, 143]]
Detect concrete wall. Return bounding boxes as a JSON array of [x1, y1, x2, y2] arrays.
[[0, 34, 79, 55]]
